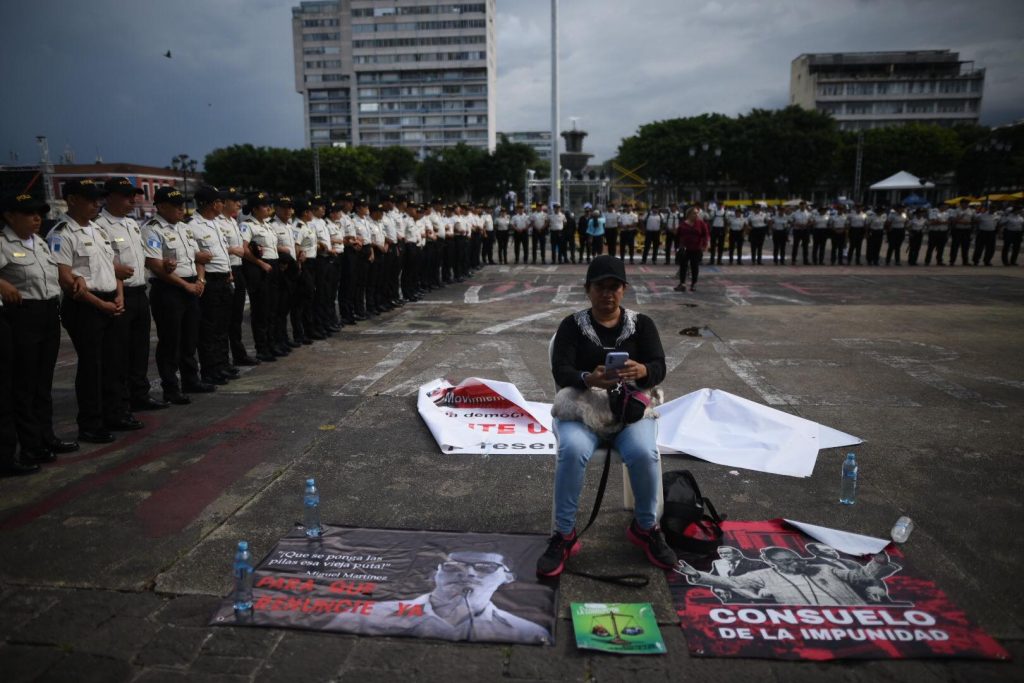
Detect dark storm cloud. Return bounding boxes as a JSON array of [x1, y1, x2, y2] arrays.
[[2, 0, 1021, 168]]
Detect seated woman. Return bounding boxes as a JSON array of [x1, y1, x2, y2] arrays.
[[540, 255, 676, 577]]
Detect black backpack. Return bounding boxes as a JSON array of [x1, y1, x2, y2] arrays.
[[660, 470, 724, 556]]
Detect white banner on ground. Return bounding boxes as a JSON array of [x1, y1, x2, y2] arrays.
[[783, 519, 891, 556], [656, 388, 862, 478], [417, 378, 556, 455]]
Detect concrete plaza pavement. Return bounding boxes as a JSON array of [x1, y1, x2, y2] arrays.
[[1, 259, 1022, 681]]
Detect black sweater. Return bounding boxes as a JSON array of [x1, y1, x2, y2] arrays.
[[551, 308, 666, 390]]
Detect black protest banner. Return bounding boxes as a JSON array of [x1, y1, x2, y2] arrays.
[[668, 520, 1009, 661], [210, 525, 556, 646]]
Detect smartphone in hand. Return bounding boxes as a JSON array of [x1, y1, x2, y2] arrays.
[[605, 351, 629, 380]]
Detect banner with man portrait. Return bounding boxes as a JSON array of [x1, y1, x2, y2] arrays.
[[210, 525, 556, 646], [668, 519, 1009, 660]]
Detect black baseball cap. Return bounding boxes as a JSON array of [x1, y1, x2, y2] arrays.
[[194, 185, 225, 204], [2, 192, 49, 215], [223, 187, 245, 201], [104, 177, 144, 196], [293, 199, 311, 214], [274, 196, 293, 208], [247, 191, 272, 208], [62, 178, 104, 200], [154, 187, 186, 205], [585, 255, 628, 286]]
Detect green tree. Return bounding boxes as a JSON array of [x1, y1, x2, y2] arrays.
[[372, 146, 417, 190]]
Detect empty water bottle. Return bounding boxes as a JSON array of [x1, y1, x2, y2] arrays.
[[233, 541, 253, 613], [891, 516, 914, 543], [304, 478, 323, 538], [839, 452, 858, 505]]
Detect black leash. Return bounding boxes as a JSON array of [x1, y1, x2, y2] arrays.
[[565, 439, 650, 588]]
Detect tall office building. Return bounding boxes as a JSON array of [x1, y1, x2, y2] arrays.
[[790, 50, 985, 131], [292, 0, 496, 154]]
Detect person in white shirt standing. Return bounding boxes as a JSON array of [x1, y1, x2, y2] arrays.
[[640, 205, 664, 265], [510, 204, 531, 265], [531, 205, 549, 264], [950, 199, 974, 266], [971, 205, 999, 266], [924, 207, 950, 266], [999, 205, 1022, 266], [549, 203, 567, 264]]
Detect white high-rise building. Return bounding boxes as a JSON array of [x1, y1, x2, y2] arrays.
[[292, 0, 496, 153], [790, 50, 985, 131]]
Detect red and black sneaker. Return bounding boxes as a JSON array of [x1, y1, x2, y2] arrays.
[[627, 520, 678, 569], [536, 529, 581, 577]]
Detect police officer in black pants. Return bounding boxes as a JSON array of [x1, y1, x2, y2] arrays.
[[96, 178, 168, 413], [220, 188, 258, 366], [1, 192, 77, 467], [269, 197, 298, 354], [191, 185, 236, 384], [51, 179, 129, 443], [143, 187, 213, 405], [240, 193, 278, 362]]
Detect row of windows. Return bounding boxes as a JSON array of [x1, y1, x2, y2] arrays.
[[351, 4, 486, 17], [356, 68, 486, 83], [353, 51, 486, 65], [310, 115, 351, 126], [305, 59, 343, 69], [358, 114, 487, 127], [360, 129, 487, 143], [839, 119, 971, 131], [303, 46, 340, 55], [311, 129, 350, 141], [820, 100, 979, 115], [302, 18, 339, 27], [357, 84, 485, 97], [303, 31, 340, 41], [352, 35, 485, 49], [309, 102, 351, 113], [305, 73, 350, 83], [351, 19, 486, 33], [308, 88, 349, 101], [817, 79, 983, 96], [357, 99, 485, 113]]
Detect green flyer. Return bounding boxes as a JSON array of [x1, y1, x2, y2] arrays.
[[570, 603, 666, 655]]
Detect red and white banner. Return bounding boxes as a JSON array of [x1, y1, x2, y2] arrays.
[[668, 520, 1010, 661], [417, 378, 555, 455]]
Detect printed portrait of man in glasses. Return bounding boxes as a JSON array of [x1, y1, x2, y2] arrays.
[[328, 550, 551, 644]]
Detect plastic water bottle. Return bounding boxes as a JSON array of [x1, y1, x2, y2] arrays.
[[304, 478, 323, 538], [232, 541, 254, 613], [839, 452, 858, 505], [891, 516, 914, 543]]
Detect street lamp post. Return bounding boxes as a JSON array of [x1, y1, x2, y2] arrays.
[[171, 154, 197, 210]]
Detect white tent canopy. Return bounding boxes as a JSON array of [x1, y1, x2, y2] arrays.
[[869, 170, 935, 191]]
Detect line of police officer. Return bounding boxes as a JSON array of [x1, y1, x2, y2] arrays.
[[0, 181, 495, 476]]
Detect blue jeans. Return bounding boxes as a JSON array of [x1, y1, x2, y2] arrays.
[[551, 417, 660, 534]]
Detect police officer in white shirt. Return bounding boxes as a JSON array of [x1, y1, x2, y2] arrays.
[[51, 179, 128, 442], [240, 193, 279, 362], [789, 202, 811, 265], [1, 192, 76, 467], [189, 185, 236, 383], [999, 205, 1022, 266], [726, 208, 746, 265], [142, 187, 211, 405], [829, 207, 848, 265], [269, 197, 298, 354], [218, 188, 258, 365], [708, 204, 727, 265], [510, 204, 531, 265], [865, 207, 886, 266], [640, 205, 664, 265], [906, 208, 927, 266], [665, 203, 681, 265], [924, 207, 950, 266], [970, 205, 999, 266], [531, 204, 548, 264], [748, 205, 768, 265], [494, 207, 511, 265], [549, 203, 567, 264], [885, 207, 907, 266], [770, 207, 789, 265], [846, 204, 867, 265], [481, 204, 495, 266], [950, 199, 974, 266], [96, 177, 167, 412], [810, 205, 831, 266]]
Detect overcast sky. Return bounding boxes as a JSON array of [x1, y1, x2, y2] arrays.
[[2, 0, 1022, 170]]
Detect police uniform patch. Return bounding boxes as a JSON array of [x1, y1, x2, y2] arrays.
[[146, 236, 161, 249]]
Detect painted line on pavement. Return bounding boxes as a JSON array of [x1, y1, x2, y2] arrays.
[[477, 309, 569, 335], [333, 341, 423, 396]]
